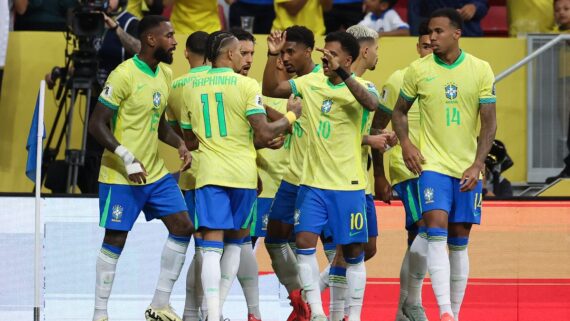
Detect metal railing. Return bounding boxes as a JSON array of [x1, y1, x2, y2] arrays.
[[496, 34, 570, 183]]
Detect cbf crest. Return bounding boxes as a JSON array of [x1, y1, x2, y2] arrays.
[[423, 187, 435, 204], [152, 91, 162, 108], [444, 83, 458, 100], [321, 99, 333, 113], [262, 214, 269, 231], [111, 205, 124, 222], [294, 209, 301, 226]]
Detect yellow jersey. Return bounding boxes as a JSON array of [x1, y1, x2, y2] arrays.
[[273, 0, 326, 35], [400, 52, 496, 179], [98, 55, 172, 185], [126, 0, 144, 19], [257, 96, 291, 198], [381, 67, 420, 186], [166, 65, 211, 191], [290, 73, 380, 190], [281, 64, 322, 186], [171, 0, 221, 35], [180, 67, 266, 189]]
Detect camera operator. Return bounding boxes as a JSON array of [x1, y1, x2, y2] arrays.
[[45, 0, 140, 194]]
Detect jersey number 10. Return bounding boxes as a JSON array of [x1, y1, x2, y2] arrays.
[[201, 92, 228, 138]]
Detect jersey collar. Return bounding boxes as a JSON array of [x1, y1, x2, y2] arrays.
[[433, 50, 466, 70], [208, 67, 233, 73], [312, 64, 322, 73], [190, 65, 211, 73], [133, 54, 160, 77]]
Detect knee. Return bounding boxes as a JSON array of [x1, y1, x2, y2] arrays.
[[170, 218, 195, 237], [364, 242, 377, 261], [103, 229, 128, 248]]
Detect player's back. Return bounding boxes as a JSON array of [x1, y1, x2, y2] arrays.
[[167, 65, 211, 191], [182, 67, 266, 189], [401, 52, 495, 178]]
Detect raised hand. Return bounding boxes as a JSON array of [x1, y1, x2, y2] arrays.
[[316, 47, 340, 71], [268, 30, 287, 55]]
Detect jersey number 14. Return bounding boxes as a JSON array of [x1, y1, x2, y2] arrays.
[[201, 92, 228, 138]]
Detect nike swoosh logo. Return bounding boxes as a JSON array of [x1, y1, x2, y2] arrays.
[[310, 86, 320, 91], [136, 84, 146, 92], [426, 76, 437, 82], [349, 231, 362, 237]]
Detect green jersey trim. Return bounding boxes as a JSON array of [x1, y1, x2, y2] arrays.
[[479, 98, 496, 104], [98, 97, 119, 110], [190, 65, 212, 73], [433, 50, 466, 70], [399, 89, 416, 103], [208, 67, 233, 74], [289, 79, 301, 98], [326, 78, 347, 89], [245, 108, 267, 116], [133, 54, 160, 77], [167, 119, 178, 126], [312, 64, 322, 73], [180, 122, 192, 129]]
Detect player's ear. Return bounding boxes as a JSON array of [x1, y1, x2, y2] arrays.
[[146, 32, 156, 48], [453, 28, 462, 40]]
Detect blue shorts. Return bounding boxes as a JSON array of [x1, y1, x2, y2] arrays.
[[268, 180, 299, 225], [98, 174, 187, 231], [393, 178, 422, 231], [294, 186, 368, 245], [195, 185, 257, 230], [419, 171, 483, 224], [365, 194, 378, 237], [184, 189, 196, 222], [252, 197, 273, 237]]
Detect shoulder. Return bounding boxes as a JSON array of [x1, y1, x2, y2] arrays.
[[465, 53, 494, 74], [110, 59, 134, 80], [159, 64, 173, 80], [384, 9, 399, 19], [385, 68, 405, 87]]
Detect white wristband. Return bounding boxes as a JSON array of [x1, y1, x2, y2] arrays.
[[114, 145, 135, 165]]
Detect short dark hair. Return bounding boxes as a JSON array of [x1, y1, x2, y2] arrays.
[[230, 27, 256, 43], [186, 31, 209, 55], [204, 31, 237, 63], [284, 25, 315, 49], [382, 0, 398, 9], [324, 31, 360, 63], [418, 20, 430, 38], [429, 8, 463, 29], [138, 15, 169, 39]]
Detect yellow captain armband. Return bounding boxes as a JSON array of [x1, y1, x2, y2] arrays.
[[285, 111, 297, 125]]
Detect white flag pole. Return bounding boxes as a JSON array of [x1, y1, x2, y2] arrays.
[[34, 80, 45, 321]]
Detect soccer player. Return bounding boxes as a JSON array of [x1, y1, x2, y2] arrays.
[[224, 27, 264, 321], [262, 25, 320, 321], [322, 25, 396, 321], [88, 15, 194, 321], [380, 21, 432, 321], [164, 30, 211, 321], [393, 9, 497, 321], [264, 30, 379, 321], [180, 31, 302, 321]]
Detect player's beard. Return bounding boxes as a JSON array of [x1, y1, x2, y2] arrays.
[[154, 47, 174, 64]]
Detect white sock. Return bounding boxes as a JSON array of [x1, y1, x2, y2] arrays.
[[296, 249, 325, 316], [319, 263, 331, 291], [407, 232, 428, 306], [237, 240, 261, 319], [194, 246, 206, 319], [151, 235, 189, 308], [265, 239, 302, 293], [450, 245, 469, 321], [219, 242, 242, 310], [324, 244, 336, 263], [329, 266, 347, 321], [397, 248, 410, 312], [346, 258, 366, 321], [93, 245, 121, 321], [183, 239, 203, 321], [201, 241, 223, 321], [427, 229, 453, 317]]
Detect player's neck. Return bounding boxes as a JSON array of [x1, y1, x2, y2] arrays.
[[328, 74, 343, 85], [189, 59, 207, 69], [138, 51, 160, 71], [297, 61, 316, 77], [435, 47, 462, 66], [351, 60, 367, 77]]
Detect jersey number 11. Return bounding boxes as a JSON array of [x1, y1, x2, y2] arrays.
[[201, 92, 228, 138]]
